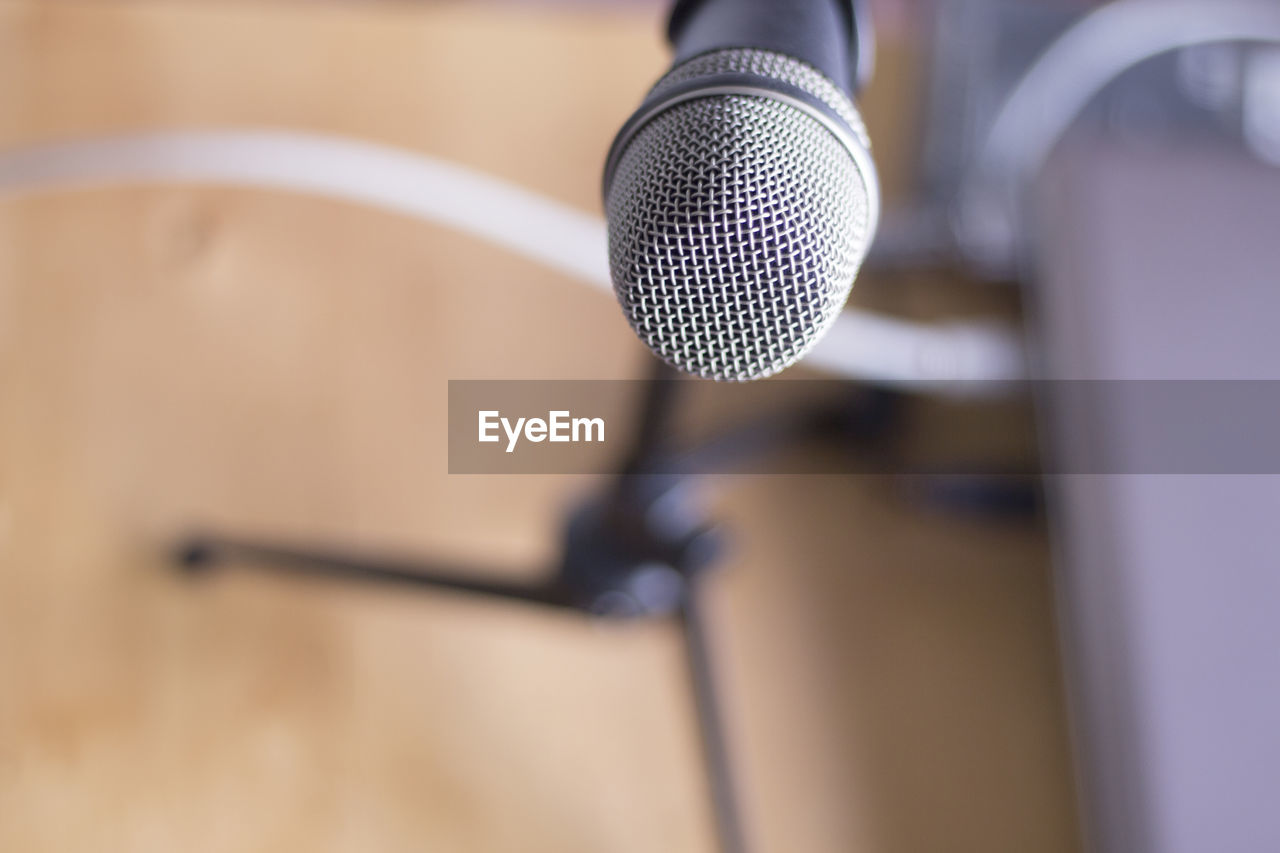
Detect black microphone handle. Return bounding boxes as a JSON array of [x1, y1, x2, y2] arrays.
[[666, 0, 860, 96]]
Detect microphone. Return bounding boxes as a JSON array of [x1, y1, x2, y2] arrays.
[[603, 0, 880, 381]]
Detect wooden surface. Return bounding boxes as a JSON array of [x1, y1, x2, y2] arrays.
[[0, 2, 1079, 851]]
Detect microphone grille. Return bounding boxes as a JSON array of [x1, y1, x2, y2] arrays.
[[649, 48, 871, 150], [605, 50, 875, 381]]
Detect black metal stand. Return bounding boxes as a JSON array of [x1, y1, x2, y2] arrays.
[[176, 360, 750, 853], [173, 350, 1034, 853]]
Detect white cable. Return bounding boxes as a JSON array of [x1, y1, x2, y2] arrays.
[[959, 0, 1280, 274], [0, 131, 612, 292], [806, 313, 1025, 391], [0, 130, 1026, 386]]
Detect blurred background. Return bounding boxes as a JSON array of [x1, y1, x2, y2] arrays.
[[1, 0, 1277, 851]]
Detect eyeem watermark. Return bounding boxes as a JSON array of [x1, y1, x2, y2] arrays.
[[450, 379, 1280, 474], [478, 410, 605, 453]]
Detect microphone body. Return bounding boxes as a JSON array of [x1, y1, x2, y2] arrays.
[[603, 0, 879, 381], [667, 0, 855, 93]]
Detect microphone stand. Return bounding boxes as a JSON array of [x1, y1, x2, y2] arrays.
[[177, 359, 750, 853], [174, 351, 1024, 853]]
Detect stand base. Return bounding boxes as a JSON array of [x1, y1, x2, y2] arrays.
[[175, 472, 746, 853]]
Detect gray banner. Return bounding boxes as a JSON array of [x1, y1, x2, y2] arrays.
[[447, 380, 1280, 475]]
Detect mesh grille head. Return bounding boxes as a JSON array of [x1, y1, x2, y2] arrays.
[[605, 50, 874, 381], [648, 47, 871, 150]]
